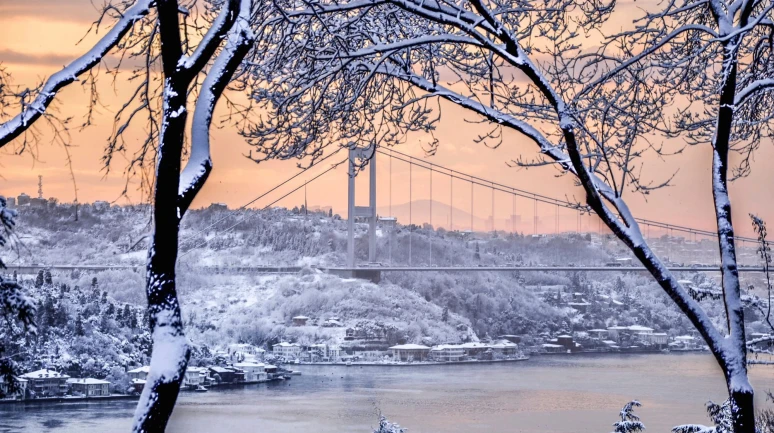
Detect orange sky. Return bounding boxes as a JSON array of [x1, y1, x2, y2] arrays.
[[1, 0, 773, 238]]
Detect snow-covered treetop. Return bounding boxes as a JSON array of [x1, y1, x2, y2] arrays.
[[244, 0, 681, 197], [595, 0, 774, 180]]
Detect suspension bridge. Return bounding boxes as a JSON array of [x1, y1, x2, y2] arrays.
[[168, 144, 769, 282]]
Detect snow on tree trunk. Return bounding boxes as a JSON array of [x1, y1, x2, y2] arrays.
[[132, 0, 251, 430]]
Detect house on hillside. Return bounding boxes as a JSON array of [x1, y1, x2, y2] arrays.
[[67, 378, 110, 397], [292, 316, 310, 326], [16, 193, 30, 206], [228, 343, 264, 361], [21, 369, 69, 397], [389, 344, 431, 362]]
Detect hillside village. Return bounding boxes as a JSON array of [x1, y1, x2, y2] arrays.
[[1, 200, 773, 401]]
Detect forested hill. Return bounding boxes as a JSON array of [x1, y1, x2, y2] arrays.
[[4, 203, 733, 373]]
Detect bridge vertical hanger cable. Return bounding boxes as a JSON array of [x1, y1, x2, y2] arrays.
[[471, 179, 474, 233], [491, 182, 495, 233], [430, 167, 433, 266], [450, 170, 453, 232], [389, 149, 393, 266], [512, 188, 516, 234], [533, 196, 537, 235], [409, 156, 413, 266], [555, 204, 559, 234]]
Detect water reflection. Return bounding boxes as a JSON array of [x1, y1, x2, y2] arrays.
[[0, 354, 772, 433]]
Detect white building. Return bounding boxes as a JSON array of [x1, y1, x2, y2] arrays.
[[273, 342, 303, 358], [234, 362, 268, 382], [0, 377, 27, 399], [429, 345, 465, 362], [21, 369, 69, 397], [127, 366, 150, 381], [67, 378, 111, 396], [389, 344, 431, 362], [183, 367, 208, 387], [328, 346, 342, 362]]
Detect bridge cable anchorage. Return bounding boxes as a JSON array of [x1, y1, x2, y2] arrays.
[[180, 156, 347, 257], [377, 148, 771, 244], [179, 147, 343, 248]]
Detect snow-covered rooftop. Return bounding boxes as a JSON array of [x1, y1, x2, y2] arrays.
[[67, 378, 110, 385], [389, 344, 431, 350], [21, 369, 69, 379]]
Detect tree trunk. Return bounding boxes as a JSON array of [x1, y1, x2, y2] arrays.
[[132, 75, 190, 433], [729, 382, 756, 433], [713, 39, 754, 433], [132, 1, 190, 429]]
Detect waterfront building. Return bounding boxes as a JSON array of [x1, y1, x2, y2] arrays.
[[20, 369, 69, 397], [458, 342, 491, 358], [234, 362, 267, 382], [67, 378, 110, 396], [184, 367, 209, 387], [0, 377, 27, 399], [489, 341, 520, 357], [131, 379, 146, 393], [208, 366, 244, 384], [389, 344, 431, 362], [429, 345, 465, 362], [273, 342, 303, 358], [263, 364, 279, 380], [542, 343, 565, 353], [328, 346, 342, 362], [127, 366, 150, 381]]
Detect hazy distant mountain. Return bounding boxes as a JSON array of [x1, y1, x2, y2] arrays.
[[377, 199, 524, 232]]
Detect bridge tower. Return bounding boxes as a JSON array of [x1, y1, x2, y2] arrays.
[[347, 144, 377, 268]]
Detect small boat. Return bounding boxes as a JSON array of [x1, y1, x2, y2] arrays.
[[195, 385, 208, 392], [287, 370, 302, 376], [345, 361, 352, 367]]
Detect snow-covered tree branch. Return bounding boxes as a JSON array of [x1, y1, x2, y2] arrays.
[[242, 1, 774, 431], [0, 0, 153, 152]]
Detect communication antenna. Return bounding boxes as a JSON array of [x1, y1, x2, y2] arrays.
[[37, 175, 43, 199]]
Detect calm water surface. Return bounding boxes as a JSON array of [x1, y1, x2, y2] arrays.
[[2, 353, 774, 433]]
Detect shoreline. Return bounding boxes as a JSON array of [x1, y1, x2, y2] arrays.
[[301, 357, 530, 366], [0, 378, 283, 406]]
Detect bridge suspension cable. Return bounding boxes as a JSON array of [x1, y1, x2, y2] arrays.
[[179, 148, 344, 247], [180, 154, 347, 255], [377, 148, 770, 245]]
